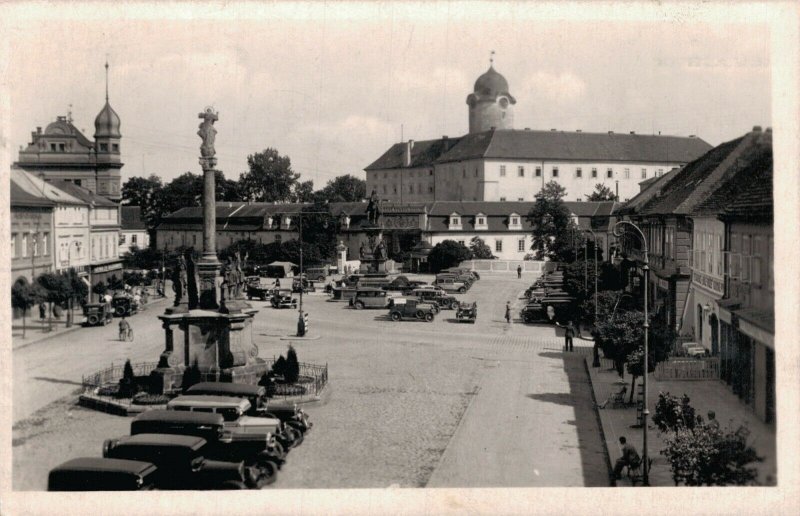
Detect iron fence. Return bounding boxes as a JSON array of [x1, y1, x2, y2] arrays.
[[654, 357, 720, 381], [81, 361, 159, 391]]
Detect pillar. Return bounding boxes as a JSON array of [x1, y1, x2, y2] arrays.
[[197, 158, 220, 309]]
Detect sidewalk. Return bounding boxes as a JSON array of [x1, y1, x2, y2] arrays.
[[12, 295, 171, 350], [586, 356, 777, 486]]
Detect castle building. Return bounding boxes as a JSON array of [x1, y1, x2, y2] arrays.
[[13, 63, 123, 201], [366, 62, 713, 203]]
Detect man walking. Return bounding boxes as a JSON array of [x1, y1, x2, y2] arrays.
[[563, 320, 575, 352], [517, 265, 522, 279], [505, 302, 511, 324]]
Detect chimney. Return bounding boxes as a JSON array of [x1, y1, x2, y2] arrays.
[[404, 140, 414, 167], [752, 125, 762, 132], [36, 126, 42, 134]]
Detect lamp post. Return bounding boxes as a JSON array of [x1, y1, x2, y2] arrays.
[[584, 229, 599, 367], [612, 220, 650, 486]]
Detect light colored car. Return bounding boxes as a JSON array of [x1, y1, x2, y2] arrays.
[[350, 287, 392, 309], [434, 277, 469, 294]]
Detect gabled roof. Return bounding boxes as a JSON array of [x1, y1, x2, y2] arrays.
[[121, 206, 147, 230], [52, 180, 118, 208], [10, 169, 86, 206], [10, 181, 55, 207], [433, 129, 712, 164], [720, 150, 773, 221], [365, 137, 462, 170], [616, 169, 679, 216], [636, 129, 770, 217]]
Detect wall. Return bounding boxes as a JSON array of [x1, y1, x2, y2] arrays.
[[367, 166, 435, 202], [119, 230, 150, 255], [156, 228, 298, 252], [11, 207, 55, 283], [728, 222, 774, 310], [434, 160, 486, 201], [427, 231, 532, 261], [54, 205, 91, 271]]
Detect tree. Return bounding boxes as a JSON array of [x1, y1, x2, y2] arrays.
[[585, 183, 617, 201], [279, 239, 322, 267], [653, 391, 700, 433], [299, 202, 339, 261], [292, 180, 315, 203], [122, 175, 163, 209], [159, 172, 205, 215], [122, 246, 165, 270], [661, 425, 763, 486], [469, 236, 495, 259], [239, 148, 299, 203], [528, 181, 579, 262], [92, 280, 108, 301], [214, 170, 242, 202], [12, 280, 41, 339], [314, 174, 367, 203], [285, 345, 300, 384], [428, 240, 473, 273], [64, 268, 88, 326]]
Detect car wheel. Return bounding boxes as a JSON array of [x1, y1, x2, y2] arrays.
[[416, 310, 425, 319], [449, 300, 458, 310], [87, 315, 99, 325], [114, 306, 125, 317], [355, 301, 365, 310], [425, 313, 434, 322], [524, 314, 533, 323], [458, 287, 466, 293], [390, 312, 401, 321]]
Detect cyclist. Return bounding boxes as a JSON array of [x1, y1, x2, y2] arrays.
[[118, 317, 132, 341]]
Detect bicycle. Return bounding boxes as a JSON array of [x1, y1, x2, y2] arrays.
[[119, 328, 134, 342]]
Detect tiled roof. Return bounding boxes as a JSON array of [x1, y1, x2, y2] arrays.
[[616, 169, 678, 215], [434, 129, 712, 164], [637, 130, 770, 216], [10, 169, 86, 206], [721, 151, 773, 220], [365, 137, 462, 170], [10, 181, 55, 207], [121, 206, 147, 230], [52, 180, 118, 207]]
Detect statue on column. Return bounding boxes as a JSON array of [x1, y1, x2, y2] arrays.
[[366, 189, 381, 225], [172, 255, 188, 306], [197, 108, 218, 159]]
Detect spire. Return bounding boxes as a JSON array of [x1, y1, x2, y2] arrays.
[[104, 57, 109, 102]]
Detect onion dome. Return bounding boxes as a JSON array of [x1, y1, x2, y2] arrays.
[[474, 66, 512, 98], [94, 101, 121, 139]]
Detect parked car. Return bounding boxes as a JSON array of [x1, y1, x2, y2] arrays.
[[388, 298, 437, 322], [520, 296, 576, 324], [130, 410, 284, 473], [185, 382, 312, 435], [270, 288, 298, 309], [434, 276, 469, 294], [246, 281, 272, 301], [456, 302, 477, 323], [292, 275, 312, 293], [48, 457, 158, 491], [112, 293, 138, 317], [103, 433, 268, 490], [305, 266, 330, 282], [349, 287, 393, 309], [409, 288, 460, 310], [83, 303, 113, 326], [442, 268, 480, 281], [166, 395, 301, 450]]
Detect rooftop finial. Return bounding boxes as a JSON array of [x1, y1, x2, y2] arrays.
[[67, 103, 73, 123], [490, 50, 495, 67], [104, 56, 109, 102]]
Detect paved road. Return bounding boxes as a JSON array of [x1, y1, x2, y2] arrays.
[[13, 273, 608, 489]]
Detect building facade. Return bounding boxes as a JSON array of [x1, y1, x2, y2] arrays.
[[13, 65, 123, 201], [366, 65, 712, 204], [10, 181, 55, 286], [119, 206, 151, 254]]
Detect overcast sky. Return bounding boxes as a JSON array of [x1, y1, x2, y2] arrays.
[[7, 3, 772, 188]]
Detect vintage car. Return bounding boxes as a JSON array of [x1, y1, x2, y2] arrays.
[[246, 280, 272, 301], [442, 268, 480, 281], [130, 410, 284, 472], [103, 433, 269, 490], [166, 395, 301, 450], [270, 288, 298, 309], [330, 285, 358, 302], [292, 275, 313, 293], [409, 288, 460, 310], [186, 382, 312, 435], [433, 276, 469, 294], [48, 457, 158, 491], [112, 293, 138, 317], [349, 287, 393, 309], [520, 296, 576, 324], [83, 302, 113, 326], [456, 302, 477, 323], [437, 272, 474, 288], [305, 266, 330, 282], [388, 298, 437, 322]]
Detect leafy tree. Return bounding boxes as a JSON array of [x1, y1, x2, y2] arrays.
[[469, 237, 495, 259], [428, 240, 473, 273], [92, 280, 108, 301], [122, 246, 165, 271], [12, 280, 41, 338], [313, 174, 366, 203], [279, 239, 322, 267], [585, 183, 617, 201], [292, 180, 315, 203], [122, 174, 163, 210], [285, 345, 300, 383], [239, 148, 299, 203], [158, 172, 205, 215], [653, 391, 701, 433], [107, 274, 124, 291], [528, 181, 579, 262], [214, 170, 242, 202], [661, 425, 763, 486], [36, 272, 72, 331], [298, 202, 339, 261]]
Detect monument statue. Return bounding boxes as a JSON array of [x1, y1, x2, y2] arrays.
[[197, 107, 218, 159], [375, 239, 387, 261], [366, 189, 381, 225], [172, 255, 188, 306]]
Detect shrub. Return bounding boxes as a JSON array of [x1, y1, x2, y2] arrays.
[[271, 355, 287, 378], [661, 425, 763, 486], [428, 240, 473, 273], [285, 346, 300, 383], [653, 391, 699, 433], [119, 359, 137, 398]]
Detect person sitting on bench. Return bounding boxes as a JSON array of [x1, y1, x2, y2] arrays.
[[613, 436, 641, 480], [596, 384, 627, 409]]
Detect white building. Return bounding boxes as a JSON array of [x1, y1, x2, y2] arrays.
[[366, 64, 712, 203], [120, 206, 150, 254]]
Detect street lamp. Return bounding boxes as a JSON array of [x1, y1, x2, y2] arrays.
[[612, 220, 650, 486], [584, 229, 599, 367]]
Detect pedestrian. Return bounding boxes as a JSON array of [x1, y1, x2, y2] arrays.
[[505, 302, 511, 324], [613, 436, 641, 480], [517, 265, 522, 279], [563, 320, 575, 352], [39, 302, 46, 320]]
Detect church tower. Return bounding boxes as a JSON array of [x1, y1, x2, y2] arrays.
[[94, 60, 123, 200], [466, 55, 516, 133]]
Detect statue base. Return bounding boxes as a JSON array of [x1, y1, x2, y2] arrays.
[[197, 259, 220, 310]]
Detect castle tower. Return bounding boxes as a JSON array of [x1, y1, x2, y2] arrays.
[[466, 56, 516, 133], [93, 60, 123, 199]]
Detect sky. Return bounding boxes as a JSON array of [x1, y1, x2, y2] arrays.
[[6, 2, 772, 189]]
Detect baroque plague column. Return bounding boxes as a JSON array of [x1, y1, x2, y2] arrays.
[[197, 107, 221, 309]]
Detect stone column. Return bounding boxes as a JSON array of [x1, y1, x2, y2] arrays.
[[197, 108, 221, 309]]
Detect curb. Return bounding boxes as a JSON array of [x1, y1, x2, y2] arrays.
[[13, 323, 84, 351], [280, 334, 322, 341], [583, 356, 616, 486]]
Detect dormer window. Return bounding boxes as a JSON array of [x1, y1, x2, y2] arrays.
[[282, 216, 292, 229], [508, 213, 522, 230], [449, 213, 462, 230], [475, 213, 487, 230]]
